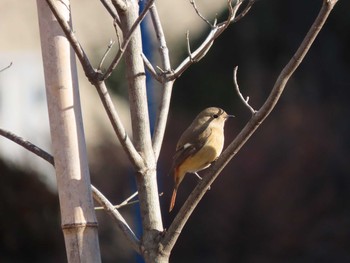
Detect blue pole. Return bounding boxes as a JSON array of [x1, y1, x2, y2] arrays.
[[133, 2, 155, 263]]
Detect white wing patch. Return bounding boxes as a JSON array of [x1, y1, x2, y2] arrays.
[[183, 143, 192, 149]]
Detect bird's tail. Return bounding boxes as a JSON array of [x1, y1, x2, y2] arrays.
[[169, 188, 177, 212]]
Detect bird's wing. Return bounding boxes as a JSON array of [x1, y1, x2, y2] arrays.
[[171, 127, 212, 169]]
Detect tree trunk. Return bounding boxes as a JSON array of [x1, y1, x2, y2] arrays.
[[117, 0, 166, 261]]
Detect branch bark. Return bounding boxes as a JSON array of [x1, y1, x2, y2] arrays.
[[161, 0, 338, 254]]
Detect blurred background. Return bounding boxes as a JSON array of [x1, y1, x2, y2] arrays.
[[1, 0, 349, 262]]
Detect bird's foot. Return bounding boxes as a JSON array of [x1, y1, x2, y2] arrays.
[[194, 172, 211, 190], [194, 172, 202, 180]]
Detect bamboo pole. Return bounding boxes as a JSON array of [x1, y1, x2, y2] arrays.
[[37, 0, 101, 261]]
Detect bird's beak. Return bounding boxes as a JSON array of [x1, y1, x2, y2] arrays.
[[226, 114, 235, 118]]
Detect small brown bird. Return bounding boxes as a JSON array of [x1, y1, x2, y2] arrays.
[[169, 107, 233, 212]]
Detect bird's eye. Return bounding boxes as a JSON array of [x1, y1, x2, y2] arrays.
[[213, 114, 219, 118]]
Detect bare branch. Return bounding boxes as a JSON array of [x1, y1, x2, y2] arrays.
[[102, 0, 155, 80], [0, 128, 141, 253], [216, 0, 241, 32], [233, 66, 256, 114], [100, 0, 121, 25], [116, 191, 139, 208], [95, 191, 164, 210], [95, 191, 138, 210], [186, 30, 194, 62], [94, 81, 145, 171], [141, 53, 162, 82], [172, 27, 216, 79], [92, 186, 141, 253], [233, 0, 255, 23], [98, 40, 115, 71], [113, 19, 123, 48], [162, 0, 338, 254], [45, 0, 98, 81], [152, 80, 174, 159], [0, 128, 54, 165], [171, 0, 243, 79], [148, 4, 175, 161], [0, 62, 13, 73]]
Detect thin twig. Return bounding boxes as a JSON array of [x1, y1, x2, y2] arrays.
[[95, 191, 138, 210], [102, 0, 155, 80], [0, 62, 13, 73], [118, 191, 139, 206], [0, 128, 141, 253], [171, 0, 244, 80], [233, 66, 256, 114], [186, 30, 194, 62], [172, 28, 217, 79], [95, 191, 164, 210], [92, 186, 141, 253], [161, 0, 338, 255], [216, 0, 240, 31], [98, 40, 115, 71], [189, 0, 213, 27]]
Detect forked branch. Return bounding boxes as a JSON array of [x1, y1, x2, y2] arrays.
[[171, 0, 245, 79], [92, 186, 141, 253], [161, 0, 338, 254], [102, 0, 155, 80], [45, 0, 145, 171], [95, 191, 138, 210], [144, 0, 252, 82]]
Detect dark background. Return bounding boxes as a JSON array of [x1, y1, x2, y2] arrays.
[[1, 0, 349, 262]]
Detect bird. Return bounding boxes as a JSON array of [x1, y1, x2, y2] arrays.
[[169, 107, 234, 212]]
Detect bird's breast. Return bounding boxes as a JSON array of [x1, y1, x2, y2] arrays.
[[179, 127, 225, 173]]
